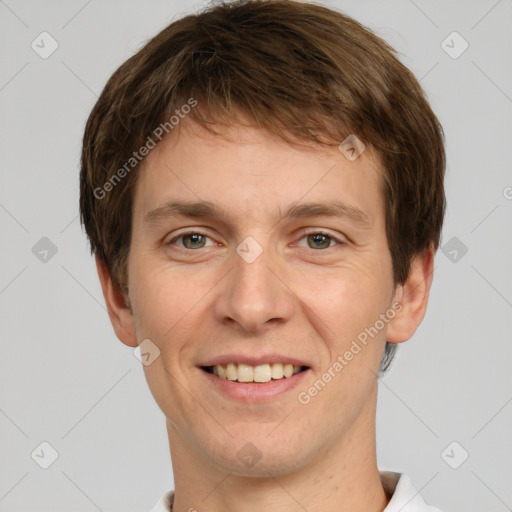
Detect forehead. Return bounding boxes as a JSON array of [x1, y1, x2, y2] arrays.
[[133, 118, 385, 228]]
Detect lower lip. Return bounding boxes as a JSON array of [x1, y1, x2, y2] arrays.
[[199, 368, 310, 403]]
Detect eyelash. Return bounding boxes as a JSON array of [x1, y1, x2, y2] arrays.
[[167, 230, 345, 250]]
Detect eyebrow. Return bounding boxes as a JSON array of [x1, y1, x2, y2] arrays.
[[144, 199, 372, 229]]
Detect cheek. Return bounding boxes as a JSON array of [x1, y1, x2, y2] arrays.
[[292, 263, 392, 345], [128, 259, 210, 415], [128, 254, 226, 364], [128, 256, 191, 341]]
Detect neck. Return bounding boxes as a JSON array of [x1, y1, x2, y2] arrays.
[[167, 386, 389, 512]]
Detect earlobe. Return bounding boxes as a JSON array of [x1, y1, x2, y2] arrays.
[[95, 256, 138, 347], [386, 246, 435, 344]]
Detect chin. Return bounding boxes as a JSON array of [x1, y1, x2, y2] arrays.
[[203, 433, 317, 478]]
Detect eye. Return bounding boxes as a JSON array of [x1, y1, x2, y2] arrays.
[[297, 231, 343, 250], [168, 231, 215, 250]]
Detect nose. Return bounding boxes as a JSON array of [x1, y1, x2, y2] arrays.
[[213, 240, 294, 333]]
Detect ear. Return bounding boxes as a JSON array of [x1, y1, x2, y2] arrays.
[[386, 245, 435, 344], [95, 256, 138, 347]]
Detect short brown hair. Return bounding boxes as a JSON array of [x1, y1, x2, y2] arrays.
[[80, 0, 445, 369]]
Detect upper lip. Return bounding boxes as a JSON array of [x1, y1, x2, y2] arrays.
[[199, 354, 310, 368]]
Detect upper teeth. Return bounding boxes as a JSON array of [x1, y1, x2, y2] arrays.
[[212, 363, 302, 383]]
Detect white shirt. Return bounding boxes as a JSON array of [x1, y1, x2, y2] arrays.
[[150, 471, 444, 511]]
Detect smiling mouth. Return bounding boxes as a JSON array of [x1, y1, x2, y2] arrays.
[[202, 363, 308, 383]]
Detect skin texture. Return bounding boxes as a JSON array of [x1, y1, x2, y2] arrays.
[[96, 117, 434, 512]]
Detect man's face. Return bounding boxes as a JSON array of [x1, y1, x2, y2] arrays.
[[126, 119, 397, 475]]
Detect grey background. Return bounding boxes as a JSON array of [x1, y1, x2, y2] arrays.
[[1, 0, 511, 510]]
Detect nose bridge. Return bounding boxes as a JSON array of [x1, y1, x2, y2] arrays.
[[215, 235, 293, 331]]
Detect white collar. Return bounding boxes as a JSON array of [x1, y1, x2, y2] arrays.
[[379, 472, 443, 511], [150, 471, 444, 512]]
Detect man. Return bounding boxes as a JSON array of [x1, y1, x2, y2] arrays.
[[80, 1, 446, 510]]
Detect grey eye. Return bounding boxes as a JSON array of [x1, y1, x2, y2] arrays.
[[182, 233, 207, 249], [306, 233, 333, 249]]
